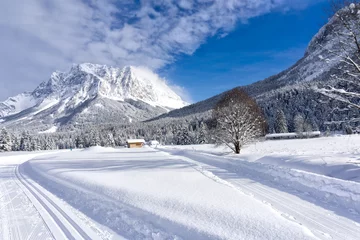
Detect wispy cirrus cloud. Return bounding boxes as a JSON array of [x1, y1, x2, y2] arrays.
[[0, 0, 322, 99]]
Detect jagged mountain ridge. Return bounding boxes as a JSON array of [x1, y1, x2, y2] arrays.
[[0, 64, 187, 132], [149, 8, 360, 132]]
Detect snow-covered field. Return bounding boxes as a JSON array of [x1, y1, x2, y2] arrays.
[[0, 136, 360, 239], [165, 134, 360, 182]]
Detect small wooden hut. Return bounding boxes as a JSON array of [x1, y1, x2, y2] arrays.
[[126, 139, 145, 148]]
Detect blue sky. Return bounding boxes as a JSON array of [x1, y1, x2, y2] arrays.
[[161, 1, 328, 102], [0, 0, 328, 102]]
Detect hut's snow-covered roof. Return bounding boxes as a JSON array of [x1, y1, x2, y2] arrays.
[[126, 139, 145, 143]]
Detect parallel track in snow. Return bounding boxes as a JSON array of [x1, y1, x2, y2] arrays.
[[1, 168, 22, 240], [15, 165, 94, 240], [0, 165, 54, 240], [168, 150, 360, 240]]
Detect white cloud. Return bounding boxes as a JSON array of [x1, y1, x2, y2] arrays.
[[169, 84, 193, 104], [0, 0, 321, 100]]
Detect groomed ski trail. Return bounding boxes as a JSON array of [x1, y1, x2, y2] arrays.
[[0, 165, 54, 240], [162, 149, 360, 240], [0, 163, 112, 240], [16, 164, 97, 240]]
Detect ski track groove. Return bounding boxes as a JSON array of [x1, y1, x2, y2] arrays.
[[17, 170, 74, 240], [4, 170, 23, 240], [168, 150, 360, 240], [240, 177, 359, 235], [223, 160, 360, 235], [16, 165, 93, 240], [12, 170, 55, 240], [236, 178, 352, 238], [1, 168, 29, 239], [229, 167, 360, 239], [0, 178, 10, 240], [10, 165, 55, 240]]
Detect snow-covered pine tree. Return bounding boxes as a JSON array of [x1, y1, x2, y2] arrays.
[[75, 133, 85, 148], [275, 109, 288, 133], [294, 114, 305, 133], [342, 123, 353, 134], [30, 137, 40, 151], [174, 125, 191, 145], [0, 128, 12, 152], [104, 133, 115, 147], [325, 126, 331, 136], [197, 121, 207, 144], [20, 131, 31, 151], [11, 134, 20, 151], [44, 136, 56, 150], [89, 128, 100, 146], [303, 121, 314, 137]]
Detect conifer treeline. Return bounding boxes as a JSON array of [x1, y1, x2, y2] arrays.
[[0, 118, 212, 152], [0, 108, 353, 152]]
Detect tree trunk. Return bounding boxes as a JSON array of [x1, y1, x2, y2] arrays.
[[234, 142, 240, 154]]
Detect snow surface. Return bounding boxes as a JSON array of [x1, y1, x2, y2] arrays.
[[126, 139, 145, 143], [38, 126, 58, 134], [23, 148, 315, 240], [30, 98, 60, 116], [0, 93, 37, 117], [169, 135, 360, 182], [1, 136, 360, 239], [82, 146, 118, 152]]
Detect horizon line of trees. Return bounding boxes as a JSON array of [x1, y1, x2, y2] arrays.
[[0, 112, 354, 154], [0, 115, 354, 154]]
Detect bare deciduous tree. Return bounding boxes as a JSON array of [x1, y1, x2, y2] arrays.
[[212, 89, 266, 154], [317, 1, 360, 109]]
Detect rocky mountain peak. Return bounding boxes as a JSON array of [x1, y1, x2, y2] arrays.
[[0, 64, 188, 131]]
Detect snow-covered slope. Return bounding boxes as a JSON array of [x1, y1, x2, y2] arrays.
[[78, 64, 187, 109], [150, 7, 360, 132], [0, 64, 188, 131], [0, 93, 37, 117]]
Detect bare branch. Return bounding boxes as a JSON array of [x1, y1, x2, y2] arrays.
[[211, 89, 266, 154], [318, 1, 360, 110]]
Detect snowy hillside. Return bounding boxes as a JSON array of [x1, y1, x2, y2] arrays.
[[0, 64, 187, 132], [150, 8, 360, 132]]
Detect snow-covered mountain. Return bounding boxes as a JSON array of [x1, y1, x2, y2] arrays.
[[0, 64, 187, 131], [0, 93, 37, 118], [150, 7, 360, 132]]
